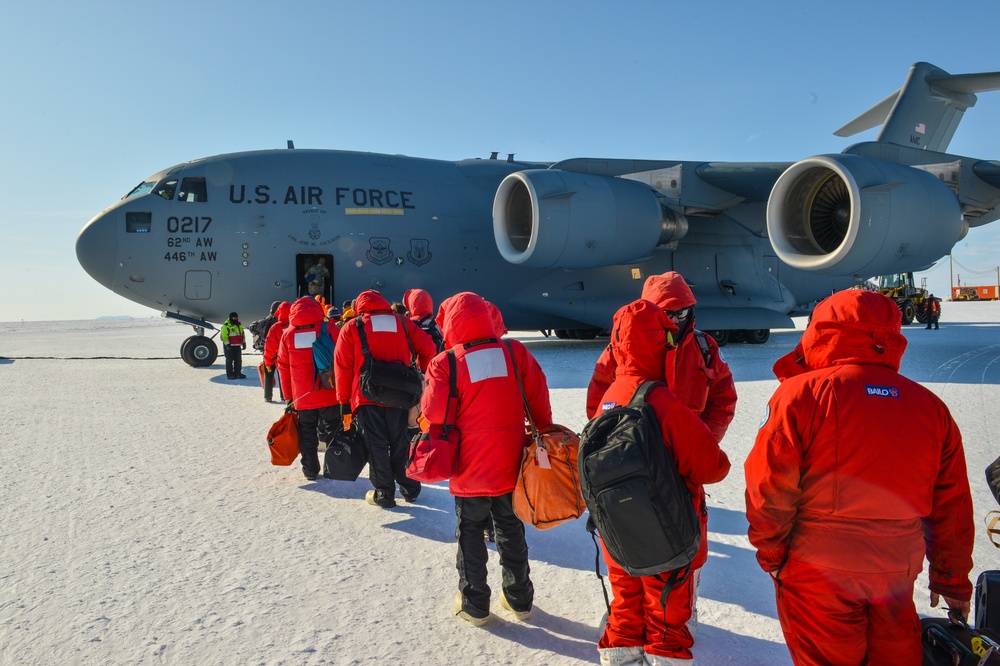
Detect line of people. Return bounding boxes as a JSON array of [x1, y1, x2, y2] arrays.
[[243, 273, 973, 666]]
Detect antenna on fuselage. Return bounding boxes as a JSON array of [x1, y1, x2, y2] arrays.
[[490, 152, 498, 159], [507, 153, 515, 162], [287, 140, 295, 149]]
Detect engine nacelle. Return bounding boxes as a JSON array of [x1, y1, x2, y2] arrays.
[[767, 154, 966, 276], [493, 169, 684, 268]]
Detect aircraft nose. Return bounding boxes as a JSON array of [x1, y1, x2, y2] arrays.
[[76, 211, 117, 288]]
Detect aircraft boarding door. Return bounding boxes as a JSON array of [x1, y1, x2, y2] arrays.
[[297, 253, 334, 307]]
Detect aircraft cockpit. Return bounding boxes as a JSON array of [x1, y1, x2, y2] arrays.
[[121, 175, 208, 203]]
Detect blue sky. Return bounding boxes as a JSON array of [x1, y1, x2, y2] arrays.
[[2, 1, 1000, 321]]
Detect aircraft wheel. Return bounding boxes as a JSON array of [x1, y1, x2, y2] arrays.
[[554, 329, 571, 340], [900, 300, 915, 325], [181, 335, 218, 367], [573, 328, 600, 340], [731, 330, 747, 343], [745, 329, 771, 344], [706, 330, 730, 347]]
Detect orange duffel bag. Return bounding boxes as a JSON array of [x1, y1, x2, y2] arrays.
[[513, 423, 585, 530], [267, 411, 300, 466]]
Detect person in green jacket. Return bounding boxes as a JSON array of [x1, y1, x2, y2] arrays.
[[221, 312, 247, 379]]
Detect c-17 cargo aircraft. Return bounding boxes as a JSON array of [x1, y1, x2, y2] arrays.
[[78, 62, 1000, 366]]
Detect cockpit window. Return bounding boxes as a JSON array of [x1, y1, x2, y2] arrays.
[[122, 181, 155, 200], [178, 177, 207, 202], [155, 179, 178, 200]]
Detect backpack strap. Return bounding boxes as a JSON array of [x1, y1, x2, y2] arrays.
[[626, 380, 665, 408], [441, 350, 458, 435], [693, 329, 713, 368], [503, 339, 538, 440], [655, 565, 690, 642], [355, 313, 418, 368]]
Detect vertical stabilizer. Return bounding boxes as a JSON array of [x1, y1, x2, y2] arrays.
[[835, 62, 1000, 152]]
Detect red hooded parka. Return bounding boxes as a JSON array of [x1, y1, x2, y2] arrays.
[[276, 297, 340, 410], [263, 301, 291, 368], [586, 272, 737, 442], [333, 290, 436, 410], [744, 289, 973, 665], [597, 299, 731, 659], [421, 292, 552, 497]]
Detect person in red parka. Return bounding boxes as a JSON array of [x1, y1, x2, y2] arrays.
[[595, 299, 730, 665], [587, 271, 736, 442], [403, 288, 445, 353], [745, 289, 974, 666], [262, 301, 291, 403], [276, 297, 341, 481], [422, 292, 552, 627], [334, 290, 436, 508]]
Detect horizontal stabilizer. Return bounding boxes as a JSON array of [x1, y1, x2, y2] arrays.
[[833, 62, 1000, 152]]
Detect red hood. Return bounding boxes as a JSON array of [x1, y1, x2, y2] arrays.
[[354, 290, 392, 315], [288, 296, 325, 327], [437, 292, 496, 348], [275, 301, 292, 324], [486, 300, 507, 337], [777, 290, 906, 377], [641, 271, 697, 310], [610, 299, 676, 381], [402, 289, 434, 318]]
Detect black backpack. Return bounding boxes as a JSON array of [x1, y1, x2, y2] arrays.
[[579, 381, 700, 619], [414, 314, 445, 354], [249, 315, 277, 352]]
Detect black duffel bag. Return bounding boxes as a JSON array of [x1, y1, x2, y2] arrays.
[[356, 314, 424, 410], [323, 424, 368, 482], [360, 356, 423, 409]]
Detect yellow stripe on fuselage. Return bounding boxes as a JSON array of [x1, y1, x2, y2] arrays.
[[345, 208, 405, 215]]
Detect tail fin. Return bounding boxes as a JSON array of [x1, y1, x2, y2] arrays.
[[835, 62, 1000, 152]]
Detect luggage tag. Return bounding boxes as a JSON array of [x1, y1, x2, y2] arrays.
[[535, 445, 551, 469], [976, 643, 995, 666]]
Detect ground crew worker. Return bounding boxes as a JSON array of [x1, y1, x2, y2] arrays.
[[276, 297, 341, 481], [745, 289, 974, 666], [333, 290, 436, 508], [424, 292, 553, 627], [595, 299, 730, 665], [220, 312, 246, 380], [925, 294, 942, 329]]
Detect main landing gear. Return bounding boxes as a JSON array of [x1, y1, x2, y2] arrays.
[[180, 326, 218, 367]]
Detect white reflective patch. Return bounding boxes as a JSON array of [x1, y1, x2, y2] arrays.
[[465, 347, 509, 383], [294, 330, 317, 349], [370, 314, 398, 333]]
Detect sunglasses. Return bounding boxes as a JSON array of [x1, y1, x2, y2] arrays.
[[664, 307, 691, 322], [988, 511, 1000, 549]]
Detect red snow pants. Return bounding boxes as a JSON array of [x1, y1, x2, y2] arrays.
[[597, 540, 696, 659], [775, 553, 924, 666]]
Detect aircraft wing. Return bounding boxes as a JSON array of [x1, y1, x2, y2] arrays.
[[553, 158, 793, 208]]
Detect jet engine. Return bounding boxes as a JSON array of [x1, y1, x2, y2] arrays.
[[492, 169, 685, 268], [766, 154, 966, 276]]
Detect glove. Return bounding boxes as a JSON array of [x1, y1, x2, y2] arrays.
[[284, 399, 295, 414], [343, 414, 353, 431], [265, 366, 274, 372], [242, 344, 246, 350]]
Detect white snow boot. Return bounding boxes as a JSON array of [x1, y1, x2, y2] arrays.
[[599, 646, 645, 666]]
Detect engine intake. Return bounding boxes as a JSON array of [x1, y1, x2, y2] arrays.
[[766, 154, 965, 276], [493, 169, 684, 268]]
